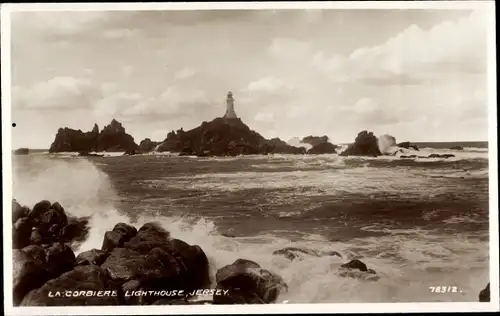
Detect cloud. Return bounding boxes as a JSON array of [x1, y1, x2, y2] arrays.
[[121, 65, 134, 76], [174, 67, 197, 80], [270, 10, 487, 86], [13, 77, 104, 110], [120, 86, 214, 121], [102, 28, 139, 39], [245, 76, 293, 94]]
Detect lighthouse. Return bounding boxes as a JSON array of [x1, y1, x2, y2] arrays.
[[223, 91, 238, 119]]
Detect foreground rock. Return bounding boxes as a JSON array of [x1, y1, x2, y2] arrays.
[[340, 131, 381, 157], [155, 117, 305, 157], [49, 119, 139, 153], [12, 199, 89, 249], [213, 259, 288, 304], [338, 259, 379, 281], [273, 247, 342, 261], [479, 283, 490, 302]]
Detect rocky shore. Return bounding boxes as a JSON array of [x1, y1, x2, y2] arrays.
[[11, 199, 418, 306]]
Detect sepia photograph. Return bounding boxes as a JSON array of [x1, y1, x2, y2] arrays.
[[2, 1, 498, 315]]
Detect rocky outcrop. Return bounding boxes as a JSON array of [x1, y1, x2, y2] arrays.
[[156, 117, 304, 157], [307, 142, 338, 155], [12, 199, 89, 250], [13, 203, 215, 306], [340, 130, 382, 157], [49, 120, 139, 153], [450, 146, 464, 150], [13, 148, 30, 155], [213, 259, 288, 304], [397, 141, 419, 151], [273, 247, 342, 261], [301, 135, 330, 147], [97, 119, 139, 152], [139, 138, 161, 152], [479, 283, 490, 302]]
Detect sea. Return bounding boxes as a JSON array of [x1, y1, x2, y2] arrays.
[[11, 141, 490, 303]]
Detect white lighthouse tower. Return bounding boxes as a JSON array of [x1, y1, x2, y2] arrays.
[[223, 91, 238, 119]]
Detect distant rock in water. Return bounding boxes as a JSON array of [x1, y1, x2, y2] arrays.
[[301, 135, 330, 147], [427, 153, 455, 159], [156, 117, 304, 157], [307, 142, 338, 155], [340, 130, 381, 157], [450, 145, 464, 150], [397, 141, 419, 151], [49, 120, 139, 153], [273, 247, 342, 261], [139, 138, 161, 153], [13, 148, 30, 155], [338, 259, 379, 281]]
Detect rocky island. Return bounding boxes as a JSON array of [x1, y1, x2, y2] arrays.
[[49, 119, 139, 154], [44, 92, 458, 160]]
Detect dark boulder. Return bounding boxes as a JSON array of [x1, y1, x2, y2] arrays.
[[60, 216, 90, 243], [338, 259, 379, 281], [101, 248, 146, 284], [101, 223, 138, 252], [12, 199, 29, 223], [45, 243, 76, 279], [76, 249, 110, 266], [213, 258, 288, 304], [479, 283, 490, 302], [341, 259, 368, 272], [20, 265, 120, 306], [123, 222, 171, 254], [307, 142, 338, 155], [13, 217, 32, 249], [340, 131, 381, 157], [30, 229, 45, 245], [40, 209, 68, 234], [13, 249, 49, 306], [28, 200, 52, 224]]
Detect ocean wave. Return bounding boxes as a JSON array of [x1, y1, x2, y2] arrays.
[[10, 155, 489, 303]]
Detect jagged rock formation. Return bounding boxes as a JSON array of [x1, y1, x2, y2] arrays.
[[139, 138, 161, 152], [301, 135, 330, 147], [307, 142, 338, 155], [49, 120, 139, 153], [155, 117, 305, 157], [340, 130, 382, 157]]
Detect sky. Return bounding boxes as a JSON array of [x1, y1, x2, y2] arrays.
[[8, 7, 492, 148]]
